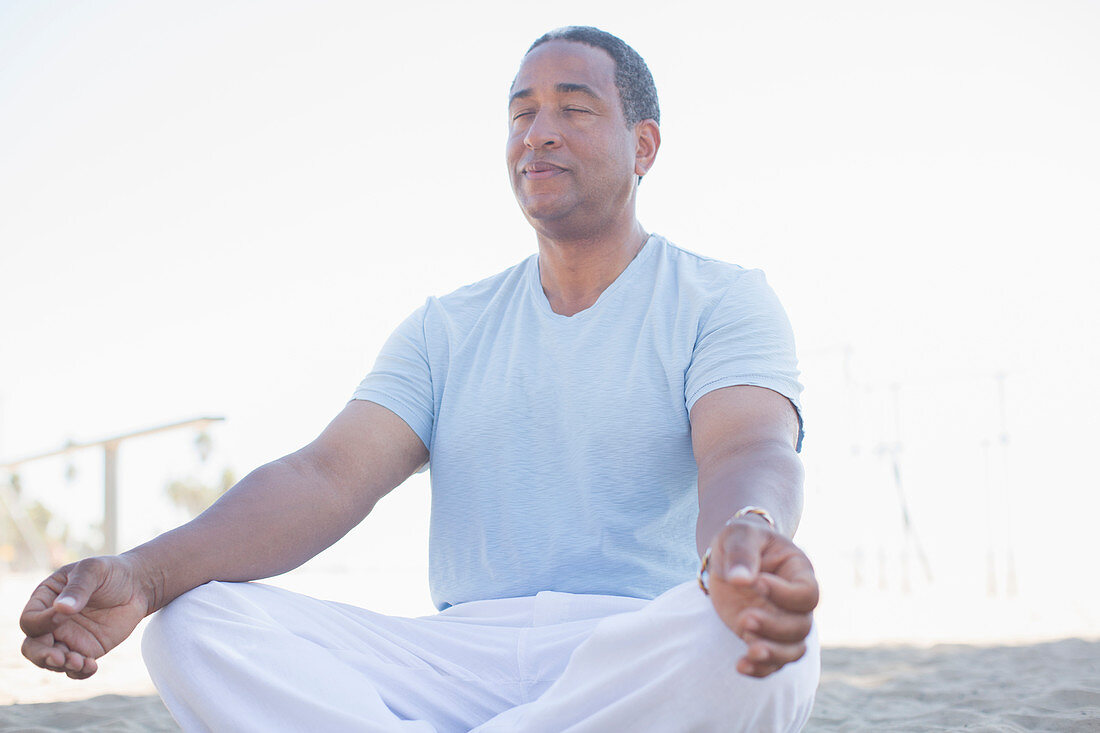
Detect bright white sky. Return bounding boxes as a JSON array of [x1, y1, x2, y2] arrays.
[[2, 1, 1098, 637]]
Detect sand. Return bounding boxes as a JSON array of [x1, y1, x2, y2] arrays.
[[0, 695, 175, 732], [810, 638, 1100, 732]]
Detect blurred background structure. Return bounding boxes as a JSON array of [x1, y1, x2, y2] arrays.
[[1, 416, 224, 565], [1, 0, 1098, 647]]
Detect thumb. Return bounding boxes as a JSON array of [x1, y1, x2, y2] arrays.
[[54, 559, 104, 615], [715, 524, 767, 585]]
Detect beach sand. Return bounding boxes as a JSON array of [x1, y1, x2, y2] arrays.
[[810, 638, 1100, 732], [0, 695, 175, 732]]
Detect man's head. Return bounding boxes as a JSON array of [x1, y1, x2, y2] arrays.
[[507, 29, 661, 241], [524, 26, 660, 129]]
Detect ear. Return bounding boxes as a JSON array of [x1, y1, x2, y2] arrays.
[[633, 119, 661, 179]]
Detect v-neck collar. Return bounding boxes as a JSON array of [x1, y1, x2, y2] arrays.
[[528, 235, 658, 322]]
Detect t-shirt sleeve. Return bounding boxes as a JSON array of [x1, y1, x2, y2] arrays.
[[684, 269, 805, 451], [351, 302, 435, 452]]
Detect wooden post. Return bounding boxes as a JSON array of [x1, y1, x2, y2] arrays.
[[103, 441, 120, 555], [0, 416, 223, 565]]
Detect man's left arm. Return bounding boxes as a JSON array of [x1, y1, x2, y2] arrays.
[[690, 384, 819, 678]]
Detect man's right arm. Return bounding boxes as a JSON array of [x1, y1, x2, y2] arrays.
[[131, 399, 428, 609], [20, 399, 427, 678]]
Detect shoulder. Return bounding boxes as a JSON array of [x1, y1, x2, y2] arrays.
[[438, 257, 530, 303], [420, 255, 534, 330], [648, 234, 769, 307]]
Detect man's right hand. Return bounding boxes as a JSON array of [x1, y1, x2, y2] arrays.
[[18, 400, 428, 680], [20, 555, 153, 680]]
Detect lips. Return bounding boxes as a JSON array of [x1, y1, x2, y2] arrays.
[[522, 161, 567, 179]]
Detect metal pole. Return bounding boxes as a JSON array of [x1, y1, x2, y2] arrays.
[[997, 372, 1017, 596], [103, 441, 119, 555]]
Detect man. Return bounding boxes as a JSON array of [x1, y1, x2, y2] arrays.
[[21, 26, 820, 731]]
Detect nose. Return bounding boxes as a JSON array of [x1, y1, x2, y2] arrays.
[[523, 110, 561, 150]]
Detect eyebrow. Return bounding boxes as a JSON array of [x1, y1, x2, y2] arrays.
[[508, 82, 604, 106]]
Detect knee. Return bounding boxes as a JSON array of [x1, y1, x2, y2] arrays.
[[651, 582, 821, 731], [700, 619, 820, 731], [141, 581, 248, 676], [680, 580, 819, 674]]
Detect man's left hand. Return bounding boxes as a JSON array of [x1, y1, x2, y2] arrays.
[[705, 518, 819, 677]]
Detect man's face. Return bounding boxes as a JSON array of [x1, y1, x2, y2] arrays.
[[507, 40, 643, 237]]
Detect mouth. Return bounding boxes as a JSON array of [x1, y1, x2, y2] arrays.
[[522, 161, 567, 180]]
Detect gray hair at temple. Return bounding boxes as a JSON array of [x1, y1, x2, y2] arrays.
[[526, 26, 660, 128]]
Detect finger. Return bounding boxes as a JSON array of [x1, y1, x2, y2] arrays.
[[737, 636, 807, 678], [739, 656, 784, 678], [54, 558, 105, 615], [63, 649, 86, 672], [61, 649, 98, 679], [65, 660, 98, 680], [81, 656, 99, 678], [19, 604, 60, 638], [19, 569, 71, 637], [758, 570, 819, 614], [737, 604, 813, 644], [713, 523, 769, 584], [22, 636, 68, 671], [760, 541, 816, 578]]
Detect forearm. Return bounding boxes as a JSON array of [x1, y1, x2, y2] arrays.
[[123, 451, 373, 614], [695, 439, 804, 557]]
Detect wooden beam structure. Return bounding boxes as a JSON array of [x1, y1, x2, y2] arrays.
[[0, 416, 224, 556]]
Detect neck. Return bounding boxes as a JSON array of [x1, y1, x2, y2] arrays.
[[536, 220, 649, 317]]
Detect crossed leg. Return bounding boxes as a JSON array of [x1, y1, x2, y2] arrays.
[[142, 580, 818, 732], [474, 581, 819, 732]]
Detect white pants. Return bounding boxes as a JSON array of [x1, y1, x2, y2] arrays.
[[142, 580, 819, 732]]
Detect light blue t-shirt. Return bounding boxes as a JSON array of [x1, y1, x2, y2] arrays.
[[353, 234, 803, 610]]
